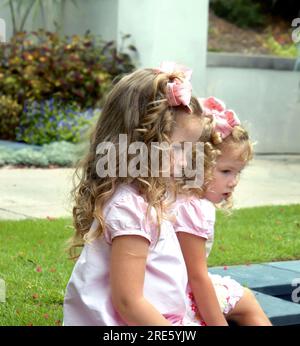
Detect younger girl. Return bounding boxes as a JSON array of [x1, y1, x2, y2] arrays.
[[174, 96, 272, 326], [63, 62, 205, 325]]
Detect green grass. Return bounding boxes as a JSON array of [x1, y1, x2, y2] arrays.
[[0, 204, 299, 326], [209, 204, 300, 266], [0, 218, 74, 326]]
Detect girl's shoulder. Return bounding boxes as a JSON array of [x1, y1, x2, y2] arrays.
[[175, 195, 215, 220], [103, 183, 148, 214], [101, 183, 156, 245], [173, 196, 215, 237]]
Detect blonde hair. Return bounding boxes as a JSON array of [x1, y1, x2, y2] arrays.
[[189, 116, 253, 209], [68, 68, 204, 258]]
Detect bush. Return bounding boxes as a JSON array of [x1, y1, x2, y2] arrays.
[[0, 141, 85, 167], [16, 98, 100, 145], [265, 36, 298, 58], [42, 141, 85, 166], [260, 0, 300, 22], [210, 0, 265, 29], [0, 30, 136, 110], [0, 95, 23, 140]]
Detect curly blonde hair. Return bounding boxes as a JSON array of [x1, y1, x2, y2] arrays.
[[188, 116, 253, 209], [68, 68, 204, 258]]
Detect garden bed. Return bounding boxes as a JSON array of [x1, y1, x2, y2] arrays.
[[208, 10, 298, 58]]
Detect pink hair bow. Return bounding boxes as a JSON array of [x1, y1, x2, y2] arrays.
[[156, 61, 193, 112], [198, 96, 241, 138]]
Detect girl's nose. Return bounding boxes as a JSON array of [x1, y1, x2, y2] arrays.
[[228, 175, 239, 188]]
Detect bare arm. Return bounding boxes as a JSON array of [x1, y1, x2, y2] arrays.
[[110, 235, 172, 326], [177, 232, 228, 326]]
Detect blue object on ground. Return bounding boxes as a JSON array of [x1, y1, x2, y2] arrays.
[[209, 260, 300, 326]]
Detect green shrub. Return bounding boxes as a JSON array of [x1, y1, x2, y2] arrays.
[[0, 30, 136, 109], [42, 141, 86, 166], [265, 36, 298, 58], [16, 98, 100, 145], [0, 141, 85, 167], [0, 95, 23, 140], [210, 0, 265, 29]]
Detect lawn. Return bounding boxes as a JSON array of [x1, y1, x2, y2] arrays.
[[0, 204, 299, 326]]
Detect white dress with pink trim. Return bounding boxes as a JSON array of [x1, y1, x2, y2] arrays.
[[174, 197, 244, 325], [64, 184, 194, 326]]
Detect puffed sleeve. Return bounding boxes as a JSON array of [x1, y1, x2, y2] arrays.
[[174, 198, 215, 240], [103, 192, 156, 245]]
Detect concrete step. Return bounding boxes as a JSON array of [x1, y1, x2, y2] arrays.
[[253, 291, 300, 326], [209, 260, 300, 325]]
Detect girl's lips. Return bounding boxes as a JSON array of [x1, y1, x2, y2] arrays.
[[223, 192, 231, 199]]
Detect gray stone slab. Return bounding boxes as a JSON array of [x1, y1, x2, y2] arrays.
[[253, 291, 300, 326], [210, 261, 300, 325], [209, 263, 298, 296], [264, 260, 300, 274], [207, 52, 297, 71]]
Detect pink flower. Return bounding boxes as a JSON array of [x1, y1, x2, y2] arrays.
[[224, 110, 240, 127], [203, 96, 225, 112], [191, 303, 198, 312], [188, 292, 194, 300], [36, 266, 42, 273], [156, 61, 193, 112], [200, 96, 241, 138]]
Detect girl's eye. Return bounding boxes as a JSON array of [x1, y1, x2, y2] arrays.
[[221, 170, 231, 174]]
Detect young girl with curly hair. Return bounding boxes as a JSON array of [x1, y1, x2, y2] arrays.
[[63, 62, 205, 326], [174, 96, 272, 326]]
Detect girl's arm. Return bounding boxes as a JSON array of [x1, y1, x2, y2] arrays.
[[110, 235, 172, 326], [177, 232, 228, 326]]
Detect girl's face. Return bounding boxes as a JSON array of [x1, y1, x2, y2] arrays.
[[204, 148, 247, 204], [170, 112, 203, 178]]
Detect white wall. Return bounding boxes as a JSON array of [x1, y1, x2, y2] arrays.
[[117, 0, 209, 95], [207, 67, 300, 153], [0, 4, 11, 41], [62, 0, 118, 41], [0, 18, 5, 42]]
